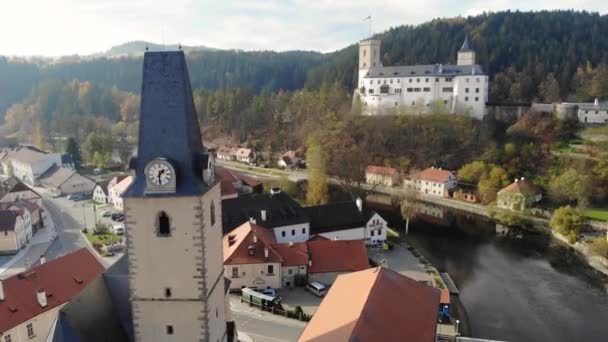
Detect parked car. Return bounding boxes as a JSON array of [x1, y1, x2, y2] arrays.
[[67, 193, 84, 201], [260, 287, 277, 297], [112, 224, 125, 235], [111, 213, 124, 221], [306, 282, 327, 297], [93, 168, 103, 175], [100, 210, 112, 217]]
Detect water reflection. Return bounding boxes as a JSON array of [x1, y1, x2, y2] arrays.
[[370, 200, 608, 342]]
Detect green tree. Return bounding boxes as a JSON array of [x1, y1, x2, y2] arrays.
[[550, 205, 583, 243], [589, 237, 608, 258], [64, 137, 81, 169], [306, 135, 329, 205], [457, 161, 490, 185], [478, 166, 509, 203], [549, 169, 591, 206]]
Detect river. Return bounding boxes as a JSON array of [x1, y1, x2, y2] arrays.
[[372, 201, 608, 342]]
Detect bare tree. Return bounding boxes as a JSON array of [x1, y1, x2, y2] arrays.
[[400, 186, 419, 235]]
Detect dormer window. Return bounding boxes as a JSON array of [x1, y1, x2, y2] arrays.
[[158, 211, 171, 237]]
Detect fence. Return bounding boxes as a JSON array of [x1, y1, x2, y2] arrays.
[[240, 297, 313, 322]]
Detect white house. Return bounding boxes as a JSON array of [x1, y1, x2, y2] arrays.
[[407, 167, 457, 197], [92, 180, 111, 204], [4, 147, 62, 186], [0, 249, 104, 341], [109, 176, 132, 211], [304, 198, 388, 245], [365, 165, 399, 187], [578, 99, 608, 124], [355, 36, 489, 119], [235, 148, 254, 164], [216, 147, 237, 161]]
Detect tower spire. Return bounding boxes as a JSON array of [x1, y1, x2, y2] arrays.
[[460, 35, 472, 52]]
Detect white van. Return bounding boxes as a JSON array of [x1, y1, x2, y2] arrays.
[[306, 282, 327, 297]]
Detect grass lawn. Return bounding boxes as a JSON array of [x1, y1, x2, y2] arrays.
[[584, 209, 608, 222], [84, 232, 121, 246]]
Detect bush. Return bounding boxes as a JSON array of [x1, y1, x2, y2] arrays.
[[589, 237, 608, 258], [94, 224, 110, 235], [550, 206, 583, 242]]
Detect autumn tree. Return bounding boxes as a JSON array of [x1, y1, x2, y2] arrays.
[[538, 73, 561, 102], [478, 165, 509, 203], [550, 205, 583, 243], [306, 134, 329, 205], [549, 169, 591, 207], [400, 188, 419, 235]]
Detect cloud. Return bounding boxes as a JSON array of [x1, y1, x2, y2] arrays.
[[0, 0, 606, 55]]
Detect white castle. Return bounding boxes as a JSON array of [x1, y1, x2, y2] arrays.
[[355, 36, 489, 119]]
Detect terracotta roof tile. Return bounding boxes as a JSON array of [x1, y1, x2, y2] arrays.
[[298, 267, 440, 342], [0, 248, 105, 332], [498, 179, 541, 196], [415, 167, 455, 183], [223, 222, 282, 264], [307, 239, 369, 274], [271, 242, 308, 266]]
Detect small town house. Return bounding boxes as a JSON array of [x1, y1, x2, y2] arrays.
[[408, 167, 457, 197], [365, 165, 399, 187], [497, 177, 542, 212]]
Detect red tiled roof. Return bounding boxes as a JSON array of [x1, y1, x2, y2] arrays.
[[365, 165, 398, 176], [223, 222, 283, 264], [271, 242, 308, 266], [499, 179, 541, 196], [298, 267, 440, 342], [0, 248, 104, 332], [415, 167, 455, 183], [307, 239, 369, 274], [307, 234, 330, 241]]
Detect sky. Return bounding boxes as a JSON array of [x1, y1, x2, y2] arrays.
[[1, 0, 607, 56]]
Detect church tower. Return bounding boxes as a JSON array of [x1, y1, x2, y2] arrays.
[[359, 39, 381, 71], [457, 35, 476, 66], [123, 51, 229, 342]]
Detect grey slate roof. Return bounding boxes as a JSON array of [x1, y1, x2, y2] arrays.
[[221, 192, 309, 234], [0, 209, 18, 232], [460, 35, 473, 52], [303, 201, 376, 235], [38, 165, 76, 188], [578, 103, 608, 110], [124, 51, 213, 198], [362, 63, 485, 79], [0, 177, 38, 199]]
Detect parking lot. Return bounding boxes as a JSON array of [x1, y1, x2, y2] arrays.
[[277, 287, 323, 316]]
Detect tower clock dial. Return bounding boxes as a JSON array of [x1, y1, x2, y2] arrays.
[[148, 162, 173, 185]]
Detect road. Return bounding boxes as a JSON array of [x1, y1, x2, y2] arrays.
[[230, 296, 306, 342]]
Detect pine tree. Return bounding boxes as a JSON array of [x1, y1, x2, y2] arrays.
[[64, 137, 81, 169]]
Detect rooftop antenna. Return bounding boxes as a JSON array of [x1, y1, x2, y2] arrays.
[[364, 15, 372, 39], [178, 42, 182, 50]]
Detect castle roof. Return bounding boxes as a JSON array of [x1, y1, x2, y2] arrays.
[[362, 63, 485, 78], [459, 35, 473, 52]]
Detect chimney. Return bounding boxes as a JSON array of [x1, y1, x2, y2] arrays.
[[521, 177, 525, 181], [264, 247, 269, 259], [289, 241, 294, 247], [595, 98, 599, 106], [37, 289, 47, 307], [0, 280, 5, 301], [249, 217, 257, 224], [356, 198, 363, 212], [40, 255, 46, 265], [253, 235, 257, 243], [308, 260, 312, 267], [261, 210, 267, 222]]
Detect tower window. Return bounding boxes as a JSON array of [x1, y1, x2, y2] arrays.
[[165, 288, 172, 298], [210, 201, 216, 226], [166, 325, 174, 335], [158, 211, 171, 237]]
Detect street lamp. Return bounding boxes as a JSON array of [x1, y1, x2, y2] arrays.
[[455, 319, 460, 336]]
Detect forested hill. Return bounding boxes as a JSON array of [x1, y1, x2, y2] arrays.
[[306, 10, 608, 102], [2, 10, 608, 120], [0, 50, 327, 120]]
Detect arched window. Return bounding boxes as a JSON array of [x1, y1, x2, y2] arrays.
[[210, 201, 216, 226], [158, 211, 170, 237]]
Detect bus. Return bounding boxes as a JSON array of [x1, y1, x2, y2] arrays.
[[241, 287, 282, 310]]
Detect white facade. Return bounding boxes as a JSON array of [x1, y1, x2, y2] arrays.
[[281, 265, 307, 288], [0, 215, 28, 253], [11, 154, 61, 186], [272, 223, 310, 243], [356, 38, 489, 120], [318, 213, 387, 245], [92, 184, 108, 204], [224, 262, 282, 290], [578, 106, 608, 124], [0, 304, 65, 342]]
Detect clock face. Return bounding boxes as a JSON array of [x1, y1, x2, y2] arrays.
[[148, 163, 172, 186]]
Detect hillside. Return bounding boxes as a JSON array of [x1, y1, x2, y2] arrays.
[[95, 40, 216, 57], [2, 10, 608, 120]]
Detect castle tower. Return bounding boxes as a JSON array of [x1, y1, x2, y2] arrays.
[[123, 51, 229, 341], [359, 39, 381, 71], [457, 35, 476, 66]]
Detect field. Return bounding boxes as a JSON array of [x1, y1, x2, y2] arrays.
[[584, 209, 608, 222]]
